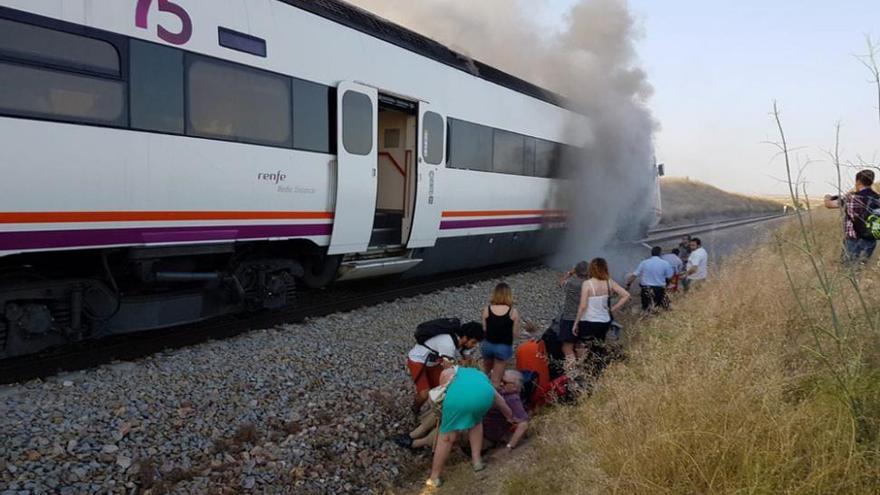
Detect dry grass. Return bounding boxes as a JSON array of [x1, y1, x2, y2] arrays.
[[504, 210, 880, 494], [661, 177, 783, 225]]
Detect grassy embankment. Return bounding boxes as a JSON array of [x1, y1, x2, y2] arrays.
[[661, 177, 784, 225], [504, 210, 880, 494]]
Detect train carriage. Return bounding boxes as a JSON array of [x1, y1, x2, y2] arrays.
[[0, 0, 588, 358]]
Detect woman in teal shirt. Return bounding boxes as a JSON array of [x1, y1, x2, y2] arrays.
[[426, 364, 517, 487]]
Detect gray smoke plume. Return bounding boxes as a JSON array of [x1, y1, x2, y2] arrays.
[[348, 0, 657, 271]]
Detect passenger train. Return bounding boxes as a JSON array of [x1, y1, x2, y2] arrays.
[[0, 0, 601, 358]]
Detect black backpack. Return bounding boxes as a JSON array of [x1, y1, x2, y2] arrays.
[[849, 189, 880, 240], [414, 318, 461, 346]]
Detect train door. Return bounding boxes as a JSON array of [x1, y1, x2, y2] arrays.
[[328, 82, 378, 255], [371, 96, 417, 248], [406, 103, 446, 248]]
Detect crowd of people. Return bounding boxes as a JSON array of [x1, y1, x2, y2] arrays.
[[392, 169, 879, 488], [399, 246, 712, 487]]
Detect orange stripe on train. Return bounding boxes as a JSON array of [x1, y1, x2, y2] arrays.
[[0, 211, 335, 224]]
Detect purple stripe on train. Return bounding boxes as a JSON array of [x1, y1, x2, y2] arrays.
[[0, 224, 333, 251], [439, 216, 566, 230]]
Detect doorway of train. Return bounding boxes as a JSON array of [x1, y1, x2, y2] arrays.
[[372, 95, 418, 249]]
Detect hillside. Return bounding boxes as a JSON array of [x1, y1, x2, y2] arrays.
[[660, 177, 783, 225]]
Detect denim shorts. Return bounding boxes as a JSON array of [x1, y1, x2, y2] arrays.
[[481, 341, 513, 361]]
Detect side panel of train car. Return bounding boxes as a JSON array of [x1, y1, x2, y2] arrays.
[[0, 0, 588, 358]]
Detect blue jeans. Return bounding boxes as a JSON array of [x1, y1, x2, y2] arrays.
[[845, 238, 876, 262], [481, 341, 513, 361]]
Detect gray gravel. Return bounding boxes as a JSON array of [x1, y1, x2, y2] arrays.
[[0, 268, 563, 494]]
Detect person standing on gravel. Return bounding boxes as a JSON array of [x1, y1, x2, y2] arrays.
[[558, 261, 590, 364], [426, 364, 518, 488], [481, 283, 520, 387], [824, 169, 880, 263], [683, 238, 708, 291], [407, 321, 484, 416]]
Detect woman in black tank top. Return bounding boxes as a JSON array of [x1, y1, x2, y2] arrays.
[[481, 283, 520, 387]]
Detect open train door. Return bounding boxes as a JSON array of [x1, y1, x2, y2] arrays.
[[406, 104, 445, 248], [328, 82, 379, 255]]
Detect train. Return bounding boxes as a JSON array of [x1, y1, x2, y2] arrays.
[[0, 0, 607, 359]]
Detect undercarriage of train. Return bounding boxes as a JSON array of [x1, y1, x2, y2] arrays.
[[0, 241, 340, 359]]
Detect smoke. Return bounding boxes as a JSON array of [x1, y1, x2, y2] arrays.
[[347, 0, 657, 272]]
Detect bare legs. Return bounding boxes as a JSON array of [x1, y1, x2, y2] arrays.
[[429, 431, 457, 481], [428, 425, 485, 482], [468, 423, 484, 466], [482, 357, 495, 382]]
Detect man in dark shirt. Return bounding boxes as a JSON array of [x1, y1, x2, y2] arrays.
[[824, 170, 880, 262]]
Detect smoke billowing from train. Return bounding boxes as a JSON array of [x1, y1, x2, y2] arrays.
[[347, 0, 657, 263]]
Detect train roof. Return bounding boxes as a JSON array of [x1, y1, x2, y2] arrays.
[[278, 0, 570, 109]]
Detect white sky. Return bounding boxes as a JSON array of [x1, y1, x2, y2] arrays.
[[543, 0, 880, 195]]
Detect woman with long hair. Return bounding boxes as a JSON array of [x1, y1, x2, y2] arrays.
[[573, 258, 630, 372], [481, 283, 520, 387]]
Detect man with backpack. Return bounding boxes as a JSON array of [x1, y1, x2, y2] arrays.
[[825, 170, 880, 262], [406, 319, 484, 416]]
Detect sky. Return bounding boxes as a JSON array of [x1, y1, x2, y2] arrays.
[[538, 0, 880, 195]]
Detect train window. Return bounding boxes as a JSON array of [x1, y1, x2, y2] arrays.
[[448, 119, 492, 171], [293, 79, 334, 153], [187, 56, 292, 147], [535, 139, 560, 178], [130, 41, 184, 133], [493, 129, 525, 175], [422, 111, 444, 165], [341, 90, 373, 155], [523, 137, 537, 177], [0, 18, 120, 76], [0, 61, 125, 125]]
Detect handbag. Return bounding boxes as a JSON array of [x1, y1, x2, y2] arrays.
[[427, 365, 458, 404]]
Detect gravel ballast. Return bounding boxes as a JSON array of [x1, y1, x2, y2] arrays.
[[0, 268, 562, 494]]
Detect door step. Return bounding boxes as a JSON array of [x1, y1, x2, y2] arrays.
[[336, 256, 422, 282]]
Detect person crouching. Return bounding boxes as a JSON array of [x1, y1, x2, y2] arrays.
[[406, 321, 484, 417], [482, 370, 530, 451], [426, 363, 519, 488]]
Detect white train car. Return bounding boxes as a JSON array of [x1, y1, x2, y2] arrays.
[[0, 0, 588, 357]]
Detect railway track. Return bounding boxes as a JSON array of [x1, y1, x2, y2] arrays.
[[0, 261, 541, 385], [643, 213, 786, 244]]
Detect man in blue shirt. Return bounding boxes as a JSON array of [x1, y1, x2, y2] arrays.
[[626, 246, 675, 311]]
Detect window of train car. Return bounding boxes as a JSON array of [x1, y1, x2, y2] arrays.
[[535, 139, 561, 178], [492, 129, 526, 175], [341, 91, 374, 155], [422, 111, 444, 165], [186, 56, 292, 147], [448, 118, 492, 172], [0, 18, 126, 126], [130, 40, 184, 133], [523, 137, 537, 177], [0, 18, 120, 76], [293, 79, 334, 153]]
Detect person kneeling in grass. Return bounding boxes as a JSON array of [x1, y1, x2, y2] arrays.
[[483, 370, 530, 451], [426, 362, 518, 488]]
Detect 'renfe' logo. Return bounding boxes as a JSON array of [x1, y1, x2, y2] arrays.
[[258, 171, 287, 184]]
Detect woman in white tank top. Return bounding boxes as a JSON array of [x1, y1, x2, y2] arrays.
[[573, 258, 631, 349]]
